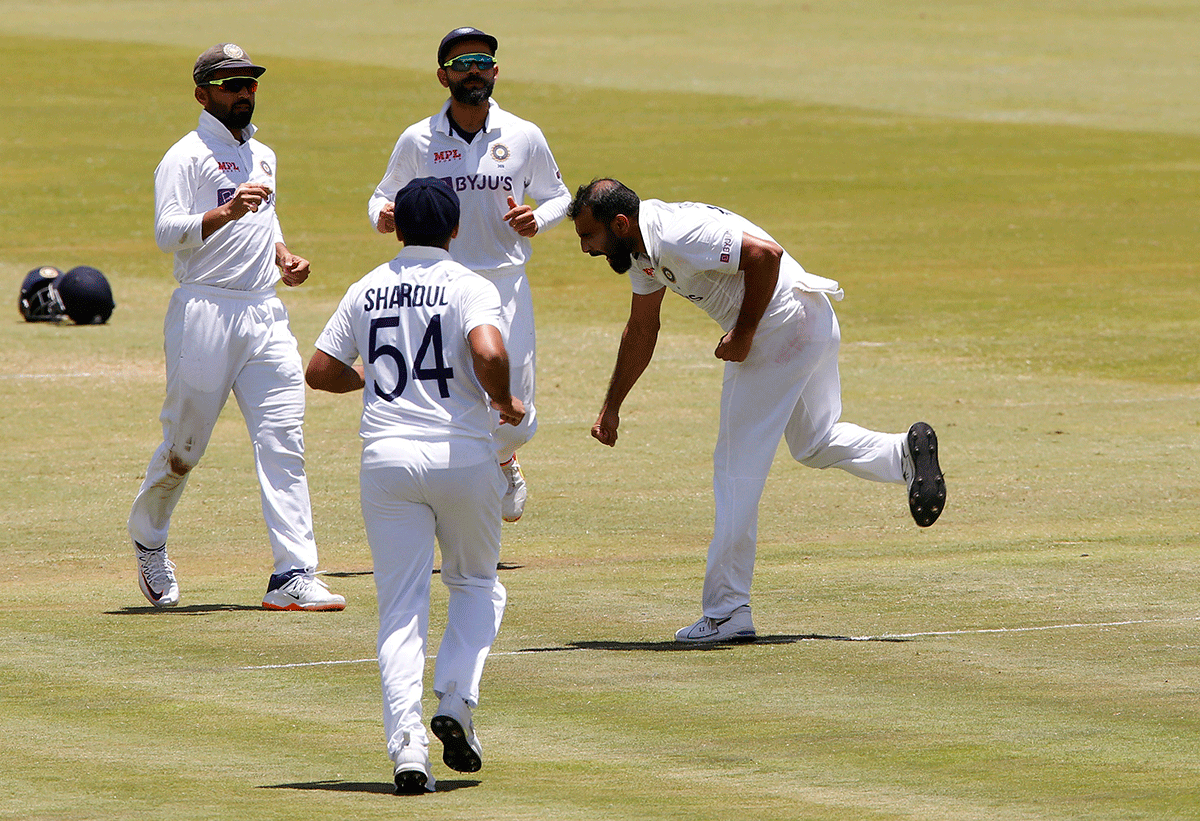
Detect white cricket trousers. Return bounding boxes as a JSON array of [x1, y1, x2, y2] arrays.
[[483, 267, 537, 459], [360, 445, 507, 764], [703, 289, 907, 618], [128, 285, 318, 574]]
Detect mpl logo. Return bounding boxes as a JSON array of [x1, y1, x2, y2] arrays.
[[433, 149, 462, 164], [217, 161, 240, 172]]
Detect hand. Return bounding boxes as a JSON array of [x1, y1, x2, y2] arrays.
[[591, 409, 620, 447], [377, 202, 396, 234], [226, 183, 272, 219], [278, 252, 310, 286], [503, 196, 538, 237], [493, 395, 526, 427], [714, 328, 754, 362]]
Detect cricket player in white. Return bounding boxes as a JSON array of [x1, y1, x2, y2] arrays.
[[308, 178, 523, 793], [129, 44, 344, 612], [570, 179, 946, 644], [368, 26, 571, 523]]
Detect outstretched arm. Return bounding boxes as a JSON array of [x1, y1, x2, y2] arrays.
[[592, 288, 666, 447]]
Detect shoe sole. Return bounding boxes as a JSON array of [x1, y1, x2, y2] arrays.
[[430, 714, 482, 773], [906, 422, 946, 527], [675, 629, 757, 644], [261, 600, 346, 612], [393, 768, 428, 795]]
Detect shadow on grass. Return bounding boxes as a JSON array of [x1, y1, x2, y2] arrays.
[[325, 562, 524, 578], [259, 778, 480, 794], [518, 633, 911, 653], [105, 603, 266, 615]]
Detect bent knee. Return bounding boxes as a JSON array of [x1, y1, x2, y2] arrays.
[[167, 448, 197, 476]]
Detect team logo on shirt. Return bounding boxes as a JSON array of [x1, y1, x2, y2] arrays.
[[259, 160, 273, 178], [490, 143, 510, 162], [661, 266, 676, 283]]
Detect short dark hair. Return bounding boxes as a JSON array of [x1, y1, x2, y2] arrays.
[[568, 178, 640, 224]]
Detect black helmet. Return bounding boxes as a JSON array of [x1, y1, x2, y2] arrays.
[[57, 266, 115, 325], [18, 266, 66, 321]]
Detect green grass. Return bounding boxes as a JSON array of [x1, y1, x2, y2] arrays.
[[2, 5, 1199, 820]]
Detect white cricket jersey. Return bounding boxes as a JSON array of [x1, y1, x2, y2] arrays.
[[368, 99, 570, 276], [153, 111, 286, 292], [629, 200, 843, 331], [315, 245, 503, 462]]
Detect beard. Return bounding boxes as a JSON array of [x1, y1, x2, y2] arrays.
[[448, 74, 494, 106], [605, 228, 636, 273], [211, 99, 255, 131]]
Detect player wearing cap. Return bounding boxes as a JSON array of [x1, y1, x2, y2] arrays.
[[569, 179, 947, 644], [128, 44, 345, 611], [368, 26, 571, 523], [309, 177, 523, 793]]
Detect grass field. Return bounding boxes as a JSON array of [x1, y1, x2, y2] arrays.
[[2, 3, 1198, 820]]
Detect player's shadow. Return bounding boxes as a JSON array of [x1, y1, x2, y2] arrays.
[[259, 778, 479, 795], [105, 603, 266, 615], [520, 633, 911, 653]]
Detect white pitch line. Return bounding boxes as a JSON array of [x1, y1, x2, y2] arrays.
[[239, 616, 1199, 669], [848, 615, 1200, 642]]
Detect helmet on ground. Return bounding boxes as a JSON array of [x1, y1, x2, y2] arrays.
[[19, 266, 66, 321], [57, 266, 115, 325]]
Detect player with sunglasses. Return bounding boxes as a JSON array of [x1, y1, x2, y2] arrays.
[[368, 27, 572, 525], [128, 44, 345, 613]]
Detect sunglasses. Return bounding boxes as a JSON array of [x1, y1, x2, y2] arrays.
[[203, 76, 259, 93], [442, 53, 497, 72]]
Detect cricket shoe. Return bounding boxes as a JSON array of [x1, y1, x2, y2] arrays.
[[902, 422, 946, 527], [500, 455, 527, 522], [135, 542, 179, 608], [262, 569, 346, 611], [674, 604, 757, 644], [430, 685, 483, 773], [393, 731, 436, 794]]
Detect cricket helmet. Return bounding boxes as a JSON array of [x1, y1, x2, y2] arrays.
[[18, 266, 66, 322], [57, 266, 115, 325]]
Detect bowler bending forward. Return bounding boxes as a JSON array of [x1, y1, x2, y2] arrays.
[[569, 178, 946, 644]]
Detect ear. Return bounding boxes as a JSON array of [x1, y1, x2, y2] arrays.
[[451, 225, 460, 240], [437, 68, 450, 89], [194, 86, 207, 105], [612, 214, 634, 237]]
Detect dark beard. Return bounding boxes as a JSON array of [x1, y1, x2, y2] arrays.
[[216, 101, 254, 131], [606, 228, 636, 273], [449, 76, 493, 106], [607, 247, 634, 274]]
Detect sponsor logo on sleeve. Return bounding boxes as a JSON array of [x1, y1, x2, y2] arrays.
[[720, 231, 734, 264]]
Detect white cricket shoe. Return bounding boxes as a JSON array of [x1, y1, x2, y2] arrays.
[[674, 604, 756, 644], [135, 542, 179, 608], [430, 685, 483, 773], [393, 731, 436, 794], [261, 570, 346, 611], [902, 422, 946, 527], [500, 455, 527, 522]]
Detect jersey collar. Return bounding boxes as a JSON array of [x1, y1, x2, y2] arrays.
[[197, 109, 257, 146], [435, 98, 499, 139]]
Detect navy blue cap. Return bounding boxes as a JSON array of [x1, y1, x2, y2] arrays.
[[394, 178, 460, 246], [437, 27, 498, 64]]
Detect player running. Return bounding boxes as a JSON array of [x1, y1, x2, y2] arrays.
[[368, 26, 571, 523], [569, 178, 946, 644], [309, 178, 522, 792], [129, 44, 344, 612]]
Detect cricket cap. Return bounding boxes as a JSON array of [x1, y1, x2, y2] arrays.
[[437, 27, 498, 64], [393, 177, 460, 246], [193, 43, 266, 85]]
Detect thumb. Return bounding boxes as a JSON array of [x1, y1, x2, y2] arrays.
[[507, 196, 518, 209]]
